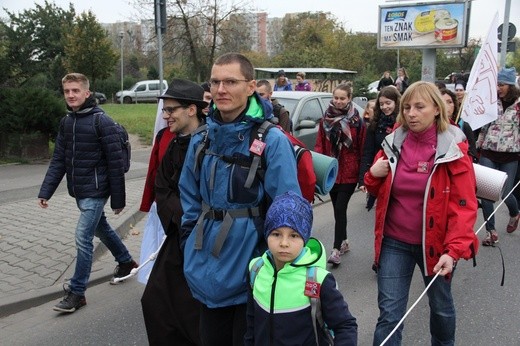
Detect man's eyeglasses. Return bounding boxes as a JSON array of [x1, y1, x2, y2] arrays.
[[209, 79, 250, 89], [162, 105, 185, 116]]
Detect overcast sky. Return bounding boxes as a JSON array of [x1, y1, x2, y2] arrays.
[[2, 0, 519, 41]]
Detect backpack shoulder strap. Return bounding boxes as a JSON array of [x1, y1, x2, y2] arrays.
[[306, 266, 322, 345], [306, 266, 334, 345], [193, 124, 209, 175], [249, 257, 265, 289], [192, 123, 208, 135], [293, 144, 309, 164], [244, 121, 274, 189]]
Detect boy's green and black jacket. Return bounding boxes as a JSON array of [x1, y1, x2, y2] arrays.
[[245, 238, 358, 345]]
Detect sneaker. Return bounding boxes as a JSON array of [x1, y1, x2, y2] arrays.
[[482, 230, 499, 246], [506, 214, 520, 233], [53, 289, 86, 313], [110, 260, 138, 285], [327, 249, 341, 265], [339, 239, 350, 255]]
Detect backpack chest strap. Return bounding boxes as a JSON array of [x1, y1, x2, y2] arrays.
[[194, 202, 263, 257]]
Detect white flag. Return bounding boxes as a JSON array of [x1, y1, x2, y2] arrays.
[[460, 13, 499, 130]]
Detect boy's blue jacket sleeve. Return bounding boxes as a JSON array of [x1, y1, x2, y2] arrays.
[[321, 273, 358, 345]]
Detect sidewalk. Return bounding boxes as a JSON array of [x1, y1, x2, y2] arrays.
[[0, 177, 147, 318]]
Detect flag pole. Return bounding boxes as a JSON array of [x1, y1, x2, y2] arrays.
[[454, 93, 466, 125]]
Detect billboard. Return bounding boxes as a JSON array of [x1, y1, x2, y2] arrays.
[[378, 1, 469, 49]]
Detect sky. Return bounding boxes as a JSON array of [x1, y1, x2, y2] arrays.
[[1, 0, 519, 41]]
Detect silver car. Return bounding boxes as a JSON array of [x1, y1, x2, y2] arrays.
[[116, 80, 168, 103], [272, 91, 364, 149]]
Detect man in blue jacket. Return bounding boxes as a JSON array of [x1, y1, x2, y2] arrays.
[[179, 53, 301, 345], [38, 73, 137, 313]]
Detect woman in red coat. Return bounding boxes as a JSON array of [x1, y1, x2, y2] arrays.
[[365, 82, 478, 345], [314, 82, 365, 265]]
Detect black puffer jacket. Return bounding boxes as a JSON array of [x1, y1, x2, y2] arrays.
[[38, 97, 126, 209]]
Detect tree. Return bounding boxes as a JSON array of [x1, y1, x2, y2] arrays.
[[509, 38, 520, 69], [128, 55, 141, 78], [1, 1, 76, 89], [134, 0, 253, 81], [454, 38, 481, 73], [0, 23, 10, 86], [273, 12, 339, 68], [220, 13, 252, 54], [62, 11, 118, 92]]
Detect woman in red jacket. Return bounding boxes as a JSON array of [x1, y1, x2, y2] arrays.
[[314, 82, 365, 265], [365, 82, 478, 345]]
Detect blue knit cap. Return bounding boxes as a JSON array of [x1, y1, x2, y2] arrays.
[[498, 67, 517, 86], [264, 191, 313, 243]]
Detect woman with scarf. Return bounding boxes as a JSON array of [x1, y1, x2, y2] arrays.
[[359, 86, 401, 210], [315, 83, 366, 265]]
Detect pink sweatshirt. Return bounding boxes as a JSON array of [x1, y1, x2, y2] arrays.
[[384, 125, 437, 244]]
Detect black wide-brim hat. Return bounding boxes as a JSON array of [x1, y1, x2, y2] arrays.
[[158, 78, 209, 108]]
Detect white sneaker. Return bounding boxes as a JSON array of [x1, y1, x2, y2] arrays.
[[328, 249, 341, 265], [339, 239, 350, 255]]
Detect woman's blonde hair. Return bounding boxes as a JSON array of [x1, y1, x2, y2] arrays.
[[397, 81, 450, 132]]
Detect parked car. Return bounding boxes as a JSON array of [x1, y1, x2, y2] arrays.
[[435, 81, 455, 92], [93, 92, 107, 104], [115, 80, 168, 103], [367, 80, 379, 94], [272, 91, 364, 149]]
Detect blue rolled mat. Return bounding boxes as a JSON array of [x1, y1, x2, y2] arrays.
[[310, 150, 338, 195]]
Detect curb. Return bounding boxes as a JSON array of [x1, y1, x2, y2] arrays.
[[0, 205, 146, 318]]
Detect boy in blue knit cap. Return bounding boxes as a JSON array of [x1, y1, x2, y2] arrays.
[[245, 191, 358, 345]]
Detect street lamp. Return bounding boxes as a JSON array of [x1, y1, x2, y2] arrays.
[[119, 31, 124, 104]]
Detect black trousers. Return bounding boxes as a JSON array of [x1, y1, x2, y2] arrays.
[[141, 233, 201, 346], [329, 183, 356, 249], [199, 303, 247, 346]]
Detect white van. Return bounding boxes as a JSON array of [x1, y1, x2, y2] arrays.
[[116, 80, 168, 103]]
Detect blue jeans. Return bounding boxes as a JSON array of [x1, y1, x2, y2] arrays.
[[373, 237, 456, 346], [479, 157, 519, 231], [70, 197, 132, 295]]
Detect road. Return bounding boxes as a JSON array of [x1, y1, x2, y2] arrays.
[[1, 188, 519, 345]]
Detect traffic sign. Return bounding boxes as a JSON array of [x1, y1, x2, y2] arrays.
[[498, 23, 516, 41], [498, 41, 517, 53]]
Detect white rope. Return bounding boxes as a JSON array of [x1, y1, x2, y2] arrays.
[[380, 271, 442, 346], [380, 179, 520, 345], [112, 235, 167, 283]]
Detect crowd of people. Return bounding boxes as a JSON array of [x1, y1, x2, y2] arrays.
[[40, 57, 520, 345]]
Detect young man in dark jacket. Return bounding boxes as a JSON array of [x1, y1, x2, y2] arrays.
[[38, 73, 137, 313], [256, 79, 292, 133]]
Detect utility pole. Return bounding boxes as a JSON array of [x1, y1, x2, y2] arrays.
[[155, 0, 166, 95], [119, 31, 124, 104], [499, 0, 512, 68]]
